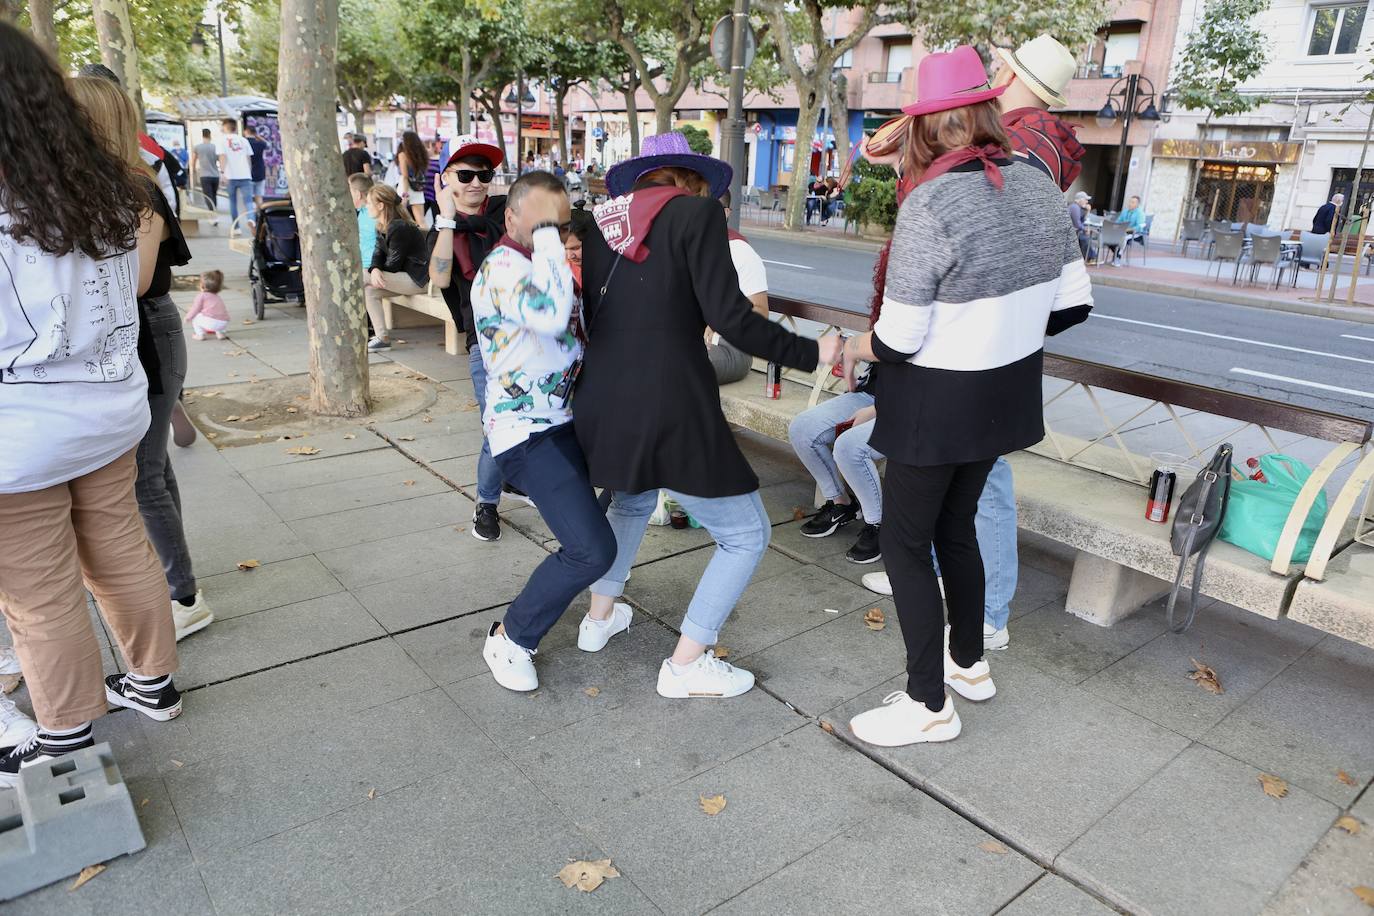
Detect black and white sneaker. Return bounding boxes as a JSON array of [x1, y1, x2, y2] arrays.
[[800, 500, 858, 538], [0, 728, 96, 789], [502, 483, 536, 509], [846, 524, 882, 564], [105, 673, 182, 722], [472, 503, 501, 541]]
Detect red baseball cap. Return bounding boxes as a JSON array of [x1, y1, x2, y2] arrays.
[[444, 134, 504, 170]]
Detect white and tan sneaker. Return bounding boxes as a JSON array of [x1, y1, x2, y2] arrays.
[[984, 622, 1009, 651], [483, 622, 538, 692], [577, 602, 632, 652], [655, 651, 754, 699], [850, 692, 960, 747], [944, 651, 996, 701], [172, 592, 215, 641]]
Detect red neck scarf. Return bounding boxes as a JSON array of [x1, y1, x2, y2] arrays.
[[727, 228, 747, 243], [495, 234, 532, 259], [592, 186, 688, 263], [917, 143, 1007, 190], [451, 199, 495, 281]]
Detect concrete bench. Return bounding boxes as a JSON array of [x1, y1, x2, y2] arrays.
[[721, 295, 1374, 648], [383, 291, 461, 356]]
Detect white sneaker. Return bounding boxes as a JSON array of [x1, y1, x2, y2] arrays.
[[944, 651, 996, 701], [172, 592, 215, 641], [984, 622, 1009, 650], [578, 603, 632, 652], [655, 651, 754, 699], [861, 572, 944, 600], [0, 694, 36, 749], [850, 692, 960, 747], [483, 622, 538, 691], [862, 571, 891, 596], [0, 646, 21, 678]]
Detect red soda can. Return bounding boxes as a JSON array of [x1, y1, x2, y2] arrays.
[[1146, 466, 1176, 523], [764, 361, 781, 399]]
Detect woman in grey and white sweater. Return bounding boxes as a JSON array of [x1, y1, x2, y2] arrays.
[[844, 46, 1092, 748]]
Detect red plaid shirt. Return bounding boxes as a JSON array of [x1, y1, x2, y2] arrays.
[[1000, 108, 1084, 193]]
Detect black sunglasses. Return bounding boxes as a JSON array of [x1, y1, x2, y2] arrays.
[[451, 168, 495, 184]]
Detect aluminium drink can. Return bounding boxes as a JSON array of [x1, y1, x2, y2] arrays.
[[1146, 466, 1177, 523], [764, 361, 781, 399]]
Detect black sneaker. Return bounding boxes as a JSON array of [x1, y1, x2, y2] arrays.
[[846, 524, 882, 564], [105, 673, 182, 722], [502, 482, 536, 509], [0, 730, 96, 789], [472, 503, 501, 542], [800, 500, 858, 538]]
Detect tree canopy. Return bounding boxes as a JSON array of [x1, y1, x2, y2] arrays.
[[1170, 0, 1271, 118]]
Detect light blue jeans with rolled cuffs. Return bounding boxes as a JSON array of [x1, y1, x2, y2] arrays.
[[977, 457, 1018, 631], [591, 488, 770, 646], [787, 391, 883, 524]]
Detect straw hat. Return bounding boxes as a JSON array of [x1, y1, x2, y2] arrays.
[[995, 35, 1076, 109]]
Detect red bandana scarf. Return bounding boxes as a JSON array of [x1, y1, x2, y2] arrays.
[[451, 199, 496, 281], [592, 186, 688, 263]]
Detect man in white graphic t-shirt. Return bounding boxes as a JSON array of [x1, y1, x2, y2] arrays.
[[215, 118, 255, 227]]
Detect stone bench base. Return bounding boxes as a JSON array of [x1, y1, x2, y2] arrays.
[[384, 294, 460, 356]]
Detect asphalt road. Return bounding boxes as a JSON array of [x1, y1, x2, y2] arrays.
[[749, 233, 1374, 423]]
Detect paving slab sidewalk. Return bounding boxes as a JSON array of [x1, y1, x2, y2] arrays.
[[2, 234, 1371, 914]]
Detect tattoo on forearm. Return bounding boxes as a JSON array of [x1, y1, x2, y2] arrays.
[[435, 258, 452, 273]]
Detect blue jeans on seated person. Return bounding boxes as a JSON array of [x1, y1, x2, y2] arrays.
[[591, 488, 770, 646], [787, 391, 883, 524], [493, 424, 615, 651], [977, 457, 1018, 630]]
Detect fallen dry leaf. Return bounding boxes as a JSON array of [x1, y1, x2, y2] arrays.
[[819, 720, 835, 734], [241, 413, 261, 421], [367, 788, 377, 800], [223, 414, 241, 422], [236, 559, 260, 571], [343, 433, 356, 440], [977, 840, 1008, 855], [863, 607, 886, 630], [461, 400, 479, 411], [285, 446, 321, 455], [712, 646, 730, 659], [397, 435, 416, 441], [227, 371, 238, 378], [422, 416, 434, 424], [139, 798, 150, 808], [201, 390, 221, 398], [402, 479, 416, 487], [295, 395, 309, 402], [395, 339, 407, 344], [170, 759, 185, 768], [68, 864, 106, 891], [453, 526, 465, 533], [205, 432, 218, 440], [584, 687, 600, 698], [1353, 886, 1374, 907], [556, 859, 619, 893], [285, 406, 299, 414], [241, 318, 255, 325], [1337, 815, 1363, 835], [1188, 658, 1224, 694], [1259, 773, 1289, 799], [0, 673, 19, 694], [699, 794, 727, 816], [792, 506, 806, 521], [1338, 770, 1358, 787]]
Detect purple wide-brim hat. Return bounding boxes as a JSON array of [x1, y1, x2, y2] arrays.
[[605, 131, 733, 199]]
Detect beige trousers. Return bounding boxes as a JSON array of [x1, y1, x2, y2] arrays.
[[0, 450, 178, 729], [364, 271, 425, 341]]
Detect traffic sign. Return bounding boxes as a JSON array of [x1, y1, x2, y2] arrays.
[[711, 14, 756, 71]]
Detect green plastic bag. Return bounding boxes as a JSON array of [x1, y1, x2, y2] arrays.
[[1218, 454, 1327, 563]]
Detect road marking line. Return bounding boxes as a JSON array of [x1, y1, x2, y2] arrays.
[[1341, 333, 1374, 343], [1230, 367, 1374, 400], [1090, 313, 1374, 366], [762, 259, 815, 270]]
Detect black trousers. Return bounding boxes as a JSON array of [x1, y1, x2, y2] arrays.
[[199, 177, 219, 208], [880, 457, 997, 709]]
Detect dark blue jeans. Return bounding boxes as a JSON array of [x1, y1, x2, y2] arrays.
[[494, 424, 616, 651]]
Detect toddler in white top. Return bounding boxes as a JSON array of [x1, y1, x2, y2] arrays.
[[185, 269, 230, 339]]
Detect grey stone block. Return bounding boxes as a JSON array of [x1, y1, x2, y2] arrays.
[[1287, 544, 1374, 650], [1065, 551, 1170, 625], [1203, 635, 1374, 806], [713, 563, 878, 658], [185, 520, 313, 577], [352, 553, 545, 632], [0, 743, 145, 901], [1058, 744, 1338, 916], [261, 469, 450, 522], [999, 875, 1116, 916], [287, 491, 471, 553], [715, 785, 1042, 916], [830, 654, 1191, 860], [429, 453, 479, 488], [1083, 600, 1327, 740], [196, 555, 345, 621], [322, 522, 545, 594]]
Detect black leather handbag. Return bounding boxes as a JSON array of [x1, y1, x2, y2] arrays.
[[1165, 444, 1234, 633]]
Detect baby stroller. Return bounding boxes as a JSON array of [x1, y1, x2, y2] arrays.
[[248, 199, 304, 319]]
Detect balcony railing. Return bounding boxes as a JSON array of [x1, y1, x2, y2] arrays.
[[867, 71, 905, 83], [1075, 62, 1126, 80]]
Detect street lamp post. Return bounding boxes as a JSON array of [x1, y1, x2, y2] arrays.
[[1095, 74, 1160, 212]]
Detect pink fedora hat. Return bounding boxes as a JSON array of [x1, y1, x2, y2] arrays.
[[901, 46, 1005, 118]]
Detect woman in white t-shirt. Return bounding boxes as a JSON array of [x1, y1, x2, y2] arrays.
[[0, 22, 183, 786]]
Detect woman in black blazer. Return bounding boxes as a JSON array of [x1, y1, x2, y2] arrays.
[[573, 133, 842, 699]]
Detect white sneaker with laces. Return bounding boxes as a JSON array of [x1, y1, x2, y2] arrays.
[[173, 592, 215, 641], [850, 692, 960, 747], [483, 622, 538, 691], [984, 622, 1009, 650], [0, 646, 21, 677], [656, 651, 754, 699], [578, 603, 632, 652], [0, 693, 37, 749], [944, 651, 996, 701], [861, 572, 944, 600]]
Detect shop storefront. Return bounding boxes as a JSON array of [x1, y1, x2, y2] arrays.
[[1149, 139, 1303, 235]]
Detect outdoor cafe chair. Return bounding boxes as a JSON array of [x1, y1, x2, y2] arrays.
[[1096, 222, 1129, 266], [1208, 230, 1245, 284], [1244, 233, 1284, 288], [1283, 231, 1331, 287], [1181, 218, 1205, 257], [758, 189, 777, 223]]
